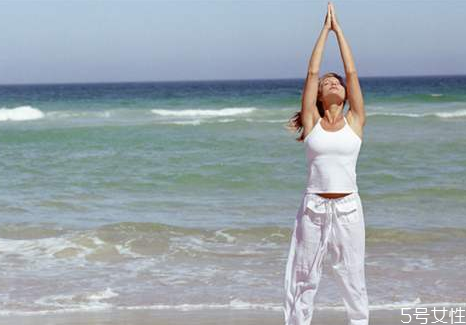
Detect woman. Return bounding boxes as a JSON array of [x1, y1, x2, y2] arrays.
[[283, 2, 369, 325]]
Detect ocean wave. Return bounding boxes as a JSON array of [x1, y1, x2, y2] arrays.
[[0, 222, 464, 316], [245, 118, 289, 123], [150, 107, 257, 117], [432, 109, 466, 118], [46, 110, 113, 119], [158, 119, 237, 125], [34, 288, 118, 309], [0, 105, 45, 121], [159, 117, 289, 126], [367, 109, 466, 118], [0, 288, 119, 316], [0, 107, 115, 122], [0, 223, 465, 263], [169, 119, 202, 125]]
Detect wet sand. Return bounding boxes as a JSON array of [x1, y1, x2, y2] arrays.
[[0, 308, 441, 325]]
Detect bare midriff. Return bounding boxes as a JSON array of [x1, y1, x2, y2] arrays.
[[316, 193, 353, 199]]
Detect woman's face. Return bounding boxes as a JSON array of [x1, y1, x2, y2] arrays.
[[319, 77, 346, 104]]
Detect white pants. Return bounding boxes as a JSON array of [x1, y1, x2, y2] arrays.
[[283, 191, 369, 325]]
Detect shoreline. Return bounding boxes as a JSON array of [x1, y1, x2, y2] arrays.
[[0, 306, 460, 325]]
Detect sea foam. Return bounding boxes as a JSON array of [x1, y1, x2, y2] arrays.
[[150, 107, 256, 117], [0, 105, 44, 121], [367, 108, 466, 118]]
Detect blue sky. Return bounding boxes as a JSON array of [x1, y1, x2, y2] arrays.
[[0, 0, 464, 84]]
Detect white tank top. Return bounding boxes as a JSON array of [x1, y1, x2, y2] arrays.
[[304, 116, 362, 193]]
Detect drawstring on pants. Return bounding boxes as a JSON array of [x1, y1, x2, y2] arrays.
[[315, 199, 336, 275]]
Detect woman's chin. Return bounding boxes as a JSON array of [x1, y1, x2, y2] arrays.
[[323, 95, 344, 105]]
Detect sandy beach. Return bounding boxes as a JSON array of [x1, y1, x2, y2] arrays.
[[0, 307, 458, 325]]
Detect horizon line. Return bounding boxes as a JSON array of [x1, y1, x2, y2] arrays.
[[1, 73, 465, 87]]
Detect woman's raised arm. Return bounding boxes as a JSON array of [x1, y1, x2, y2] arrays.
[[330, 3, 366, 127], [301, 3, 333, 131]]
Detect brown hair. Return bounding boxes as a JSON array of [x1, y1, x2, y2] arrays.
[[286, 72, 348, 142]]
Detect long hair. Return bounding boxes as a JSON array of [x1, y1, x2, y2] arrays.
[[286, 72, 348, 142]]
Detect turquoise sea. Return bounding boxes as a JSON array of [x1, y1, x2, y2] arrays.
[[0, 75, 465, 315]]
